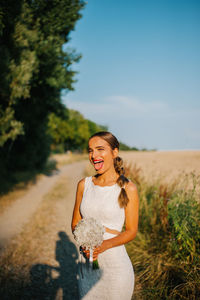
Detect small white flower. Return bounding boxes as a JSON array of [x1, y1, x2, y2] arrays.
[[73, 217, 105, 250]]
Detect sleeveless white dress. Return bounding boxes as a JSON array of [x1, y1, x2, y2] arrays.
[[77, 176, 134, 300]]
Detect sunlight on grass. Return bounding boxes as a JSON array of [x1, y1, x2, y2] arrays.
[[125, 164, 200, 300]]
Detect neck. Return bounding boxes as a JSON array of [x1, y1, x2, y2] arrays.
[[96, 165, 119, 184]]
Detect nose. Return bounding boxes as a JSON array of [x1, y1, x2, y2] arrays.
[[91, 149, 98, 160]]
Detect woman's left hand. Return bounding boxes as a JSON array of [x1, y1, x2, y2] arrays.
[[82, 240, 110, 261], [93, 240, 110, 259]]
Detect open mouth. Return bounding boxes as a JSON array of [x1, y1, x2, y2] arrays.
[[93, 159, 104, 171]]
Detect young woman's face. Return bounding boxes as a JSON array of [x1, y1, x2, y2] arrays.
[[88, 136, 118, 174]]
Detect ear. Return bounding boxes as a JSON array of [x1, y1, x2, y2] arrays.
[[113, 147, 119, 158]]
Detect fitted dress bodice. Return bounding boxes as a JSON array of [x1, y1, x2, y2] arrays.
[[80, 176, 125, 233]]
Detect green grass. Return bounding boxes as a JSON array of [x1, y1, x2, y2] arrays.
[[125, 165, 200, 300]]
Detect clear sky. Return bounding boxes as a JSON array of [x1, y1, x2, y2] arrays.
[[62, 0, 200, 150]]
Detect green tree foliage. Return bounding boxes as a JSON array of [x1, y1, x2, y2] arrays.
[[119, 142, 139, 151], [0, 0, 85, 173], [47, 108, 108, 153]]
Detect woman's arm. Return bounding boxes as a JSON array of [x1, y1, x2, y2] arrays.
[[93, 181, 139, 259], [71, 178, 85, 233]]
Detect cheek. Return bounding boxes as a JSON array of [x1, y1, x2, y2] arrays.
[[104, 153, 114, 165]]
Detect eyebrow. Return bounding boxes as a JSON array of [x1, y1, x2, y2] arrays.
[[88, 145, 105, 151]]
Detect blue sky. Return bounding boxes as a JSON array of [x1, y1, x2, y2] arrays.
[[62, 0, 200, 150]]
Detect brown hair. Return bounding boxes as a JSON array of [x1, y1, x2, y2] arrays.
[[89, 131, 129, 208]]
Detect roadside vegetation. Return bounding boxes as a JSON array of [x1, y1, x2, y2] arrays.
[[125, 164, 200, 300]]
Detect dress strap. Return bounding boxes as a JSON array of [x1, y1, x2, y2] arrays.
[[83, 176, 92, 192]]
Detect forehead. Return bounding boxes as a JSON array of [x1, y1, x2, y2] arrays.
[[88, 136, 110, 148]]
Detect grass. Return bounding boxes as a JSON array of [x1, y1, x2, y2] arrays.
[[125, 164, 200, 300]]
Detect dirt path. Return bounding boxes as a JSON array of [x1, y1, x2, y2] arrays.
[[0, 160, 89, 300], [0, 160, 87, 250]]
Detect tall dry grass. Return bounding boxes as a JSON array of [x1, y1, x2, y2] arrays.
[[125, 164, 200, 300]]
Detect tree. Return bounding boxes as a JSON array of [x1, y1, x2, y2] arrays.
[[47, 109, 108, 153], [0, 0, 85, 172]]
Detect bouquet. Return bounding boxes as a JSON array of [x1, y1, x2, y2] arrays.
[[73, 217, 105, 269]]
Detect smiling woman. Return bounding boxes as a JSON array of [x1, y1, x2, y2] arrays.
[[88, 136, 118, 174], [90, 147, 105, 171], [71, 131, 139, 300]]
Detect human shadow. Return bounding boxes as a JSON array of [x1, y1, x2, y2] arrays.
[[23, 232, 78, 299], [24, 231, 102, 300]]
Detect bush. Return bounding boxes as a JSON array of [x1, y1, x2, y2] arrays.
[[126, 166, 200, 300]]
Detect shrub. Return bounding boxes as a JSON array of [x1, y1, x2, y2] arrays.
[[126, 165, 200, 300]]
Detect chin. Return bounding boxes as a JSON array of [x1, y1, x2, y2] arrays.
[[95, 170, 102, 174], [95, 168, 104, 174]]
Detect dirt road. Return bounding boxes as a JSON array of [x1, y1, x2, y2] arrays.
[[0, 160, 89, 300], [0, 161, 87, 250]]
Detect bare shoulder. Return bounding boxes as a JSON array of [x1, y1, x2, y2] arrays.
[[125, 180, 139, 204], [77, 178, 85, 193], [125, 180, 138, 193]]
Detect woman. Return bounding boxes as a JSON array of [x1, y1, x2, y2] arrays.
[[71, 131, 139, 299]]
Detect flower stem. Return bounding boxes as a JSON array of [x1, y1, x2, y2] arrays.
[[93, 259, 99, 269]]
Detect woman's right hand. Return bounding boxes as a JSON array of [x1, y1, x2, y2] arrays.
[[81, 246, 99, 261]]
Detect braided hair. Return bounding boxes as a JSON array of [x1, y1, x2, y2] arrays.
[[89, 131, 129, 208]]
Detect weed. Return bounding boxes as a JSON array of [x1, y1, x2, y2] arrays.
[[125, 164, 200, 300]]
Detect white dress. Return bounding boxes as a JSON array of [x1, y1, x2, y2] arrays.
[[77, 176, 134, 300]]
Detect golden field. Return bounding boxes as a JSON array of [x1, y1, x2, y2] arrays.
[[120, 150, 200, 185]]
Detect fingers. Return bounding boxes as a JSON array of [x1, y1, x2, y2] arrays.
[[81, 247, 100, 261]]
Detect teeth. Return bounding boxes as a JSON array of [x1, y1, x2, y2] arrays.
[[94, 160, 103, 164]]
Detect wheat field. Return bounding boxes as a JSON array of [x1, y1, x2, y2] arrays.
[[120, 150, 200, 185]]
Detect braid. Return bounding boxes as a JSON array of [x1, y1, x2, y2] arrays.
[[114, 156, 129, 208]]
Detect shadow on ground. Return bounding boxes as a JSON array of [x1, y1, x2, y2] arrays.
[[0, 231, 102, 299], [22, 231, 79, 300]]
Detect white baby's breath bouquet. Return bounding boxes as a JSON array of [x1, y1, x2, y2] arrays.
[[73, 217, 105, 269]]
